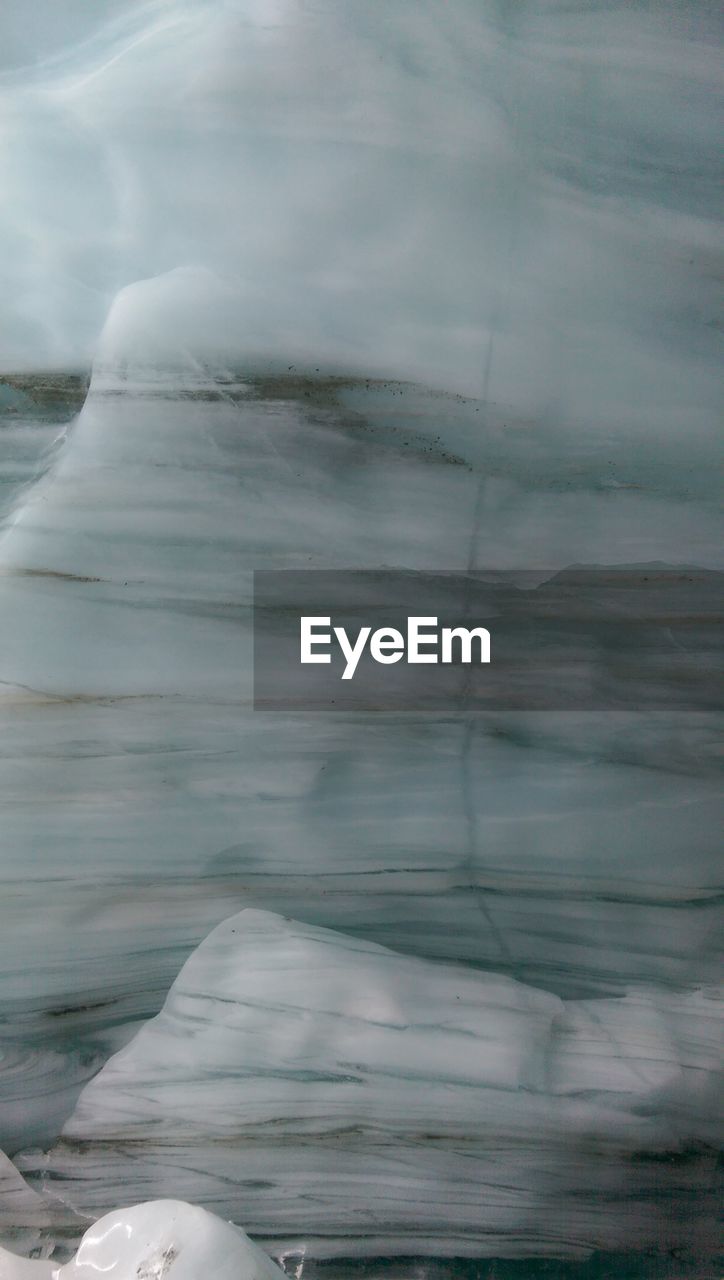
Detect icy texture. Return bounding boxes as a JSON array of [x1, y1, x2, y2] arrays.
[[0, 376, 83, 526], [21, 911, 721, 1258], [0, 0, 721, 1267], [0, 276, 721, 1209], [0, 335, 720, 1058], [0, 0, 721, 435], [0, 1043, 104, 1155], [0, 1152, 50, 1261], [0, 1199, 286, 1280]]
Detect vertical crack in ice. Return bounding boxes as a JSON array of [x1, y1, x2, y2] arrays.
[[458, 13, 526, 973]]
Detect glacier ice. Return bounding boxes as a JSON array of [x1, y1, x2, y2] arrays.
[[0, 0, 721, 1271], [16, 910, 721, 1259], [0, 267, 721, 1265], [0, 0, 721, 437], [0, 1199, 287, 1280], [0, 1151, 50, 1262]]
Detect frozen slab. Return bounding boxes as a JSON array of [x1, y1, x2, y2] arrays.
[[0, 1199, 285, 1280], [59, 909, 562, 1125], [21, 911, 721, 1260]]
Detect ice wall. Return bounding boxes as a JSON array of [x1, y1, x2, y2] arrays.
[[1, 0, 721, 431], [19, 910, 719, 1259], [0, 247, 720, 1263], [0, 272, 720, 1055], [0, 0, 721, 1270]]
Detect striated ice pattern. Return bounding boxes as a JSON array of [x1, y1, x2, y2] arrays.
[[15, 910, 720, 1259], [0, 1, 721, 1275]]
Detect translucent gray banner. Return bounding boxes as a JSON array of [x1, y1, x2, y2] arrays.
[[253, 569, 723, 712]]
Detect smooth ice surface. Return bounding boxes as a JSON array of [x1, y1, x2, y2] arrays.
[[0, 1199, 286, 1280], [19, 910, 721, 1258], [0, 0, 721, 435]]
